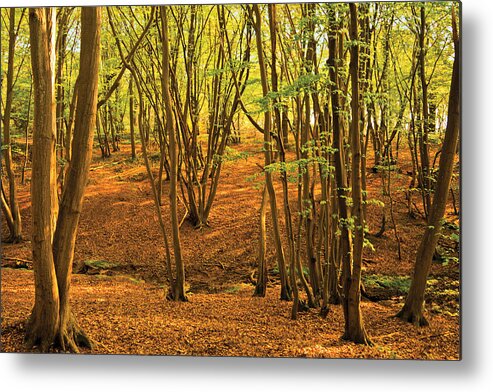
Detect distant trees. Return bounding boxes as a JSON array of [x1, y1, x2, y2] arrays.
[[26, 7, 101, 352], [1, 8, 25, 243]]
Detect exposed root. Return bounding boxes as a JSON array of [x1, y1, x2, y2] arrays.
[[2, 234, 23, 244], [280, 286, 292, 301], [297, 299, 310, 312], [342, 329, 373, 346], [252, 286, 266, 297], [57, 314, 93, 352], [329, 292, 341, 305], [320, 306, 330, 319], [24, 311, 92, 353], [396, 307, 429, 327], [24, 330, 54, 353], [166, 290, 189, 302]]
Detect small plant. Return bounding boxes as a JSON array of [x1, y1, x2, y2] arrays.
[[363, 274, 411, 295]]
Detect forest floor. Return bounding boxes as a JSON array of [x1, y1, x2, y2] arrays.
[[1, 133, 460, 359]]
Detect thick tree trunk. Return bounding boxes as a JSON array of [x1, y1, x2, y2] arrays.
[[397, 11, 460, 326], [26, 7, 101, 352], [52, 7, 101, 351], [26, 7, 61, 351]]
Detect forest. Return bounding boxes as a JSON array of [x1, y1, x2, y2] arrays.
[[0, 2, 460, 359]]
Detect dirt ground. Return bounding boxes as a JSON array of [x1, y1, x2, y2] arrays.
[[0, 134, 460, 359]]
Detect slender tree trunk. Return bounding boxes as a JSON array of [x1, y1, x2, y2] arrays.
[[48, 9, 59, 235], [418, 5, 431, 217], [397, 10, 460, 326], [129, 78, 137, 159], [65, 77, 79, 163], [22, 81, 33, 185], [1, 184, 16, 237], [161, 6, 187, 301], [343, 3, 372, 345], [2, 8, 23, 243], [254, 185, 268, 297], [252, 4, 291, 301]]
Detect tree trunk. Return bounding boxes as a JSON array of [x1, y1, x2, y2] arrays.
[[65, 77, 79, 163], [418, 5, 432, 217], [253, 4, 291, 301], [343, 3, 372, 345], [2, 8, 23, 243], [129, 77, 137, 159], [25, 7, 61, 351], [161, 6, 187, 301], [397, 9, 460, 326], [254, 185, 268, 297], [328, 7, 353, 338], [26, 7, 101, 352]]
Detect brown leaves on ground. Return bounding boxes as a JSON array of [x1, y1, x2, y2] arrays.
[[0, 137, 460, 358], [1, 268, 458, 359]]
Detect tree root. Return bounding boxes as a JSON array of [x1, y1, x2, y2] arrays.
[[56, 316, 93, 353], [320, 306, 330, 319], [166, 288, 189, 302], [24, 312, 92, 353], [280, 286, 292, 301], [395, 307, 429, 327], [2, 234, 23, 244], [342, 329, 373, 346]]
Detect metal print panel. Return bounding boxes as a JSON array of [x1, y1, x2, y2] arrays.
[[1, 1, 460, 359]]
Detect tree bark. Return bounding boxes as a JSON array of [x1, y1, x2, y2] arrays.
[[328, 7, 353, 337], [343, 3, 372, 345], [161, 6, 187, 301], [129, 77, 137, 159], [417, 4, 432, 217], [26, 7, 61, 351], [26, 7, 101, 352], [254, 185, 268, 297]]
